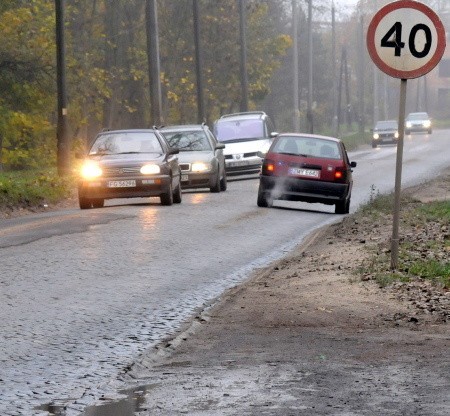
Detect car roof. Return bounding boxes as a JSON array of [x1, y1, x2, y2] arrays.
[[97, 129, 157, 135], [160, 124, 207, 131], [375, 120, 397, 123], [275, 133, 342, 144], [217, 111, 267, 121]]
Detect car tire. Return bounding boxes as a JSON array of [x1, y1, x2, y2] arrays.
[[335, 197, 350, 214], [92, 198, 104, 208], [405, 130, 411, 135], [173, 183, 182, 204], [210, 172, 221, 193], [428, 129, 432, 134], [257, 185, 273, 208], [220, 171, 227, 192], [79, 196, 92, 210], [160, 183, 173, 206], [372, 142, 378, 148]]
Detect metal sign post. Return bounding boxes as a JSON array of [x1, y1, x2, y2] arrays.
[[391, 79, 407, 269], [366, 0, 446, 269]]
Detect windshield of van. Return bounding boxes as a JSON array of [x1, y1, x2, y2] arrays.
[[215, 119, 265, 142]]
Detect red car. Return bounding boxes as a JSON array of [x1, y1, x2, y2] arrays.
[[257, 133, 357, 214]]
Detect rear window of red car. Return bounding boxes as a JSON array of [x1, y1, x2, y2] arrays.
[[271, 136, 341, 160]]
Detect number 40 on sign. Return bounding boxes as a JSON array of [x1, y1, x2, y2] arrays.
[[367, 0, 446, 80]]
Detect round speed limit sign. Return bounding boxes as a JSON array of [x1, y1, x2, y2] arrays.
[[367, 0, 446, 79]]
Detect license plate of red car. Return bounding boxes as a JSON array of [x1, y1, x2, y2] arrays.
[[288, 167, 320, 178]]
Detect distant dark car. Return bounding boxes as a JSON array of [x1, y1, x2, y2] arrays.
[[161, 124, 227, 192], [77, 129, 182, 209], [257, 133, 357, 214], [405, 112, 432, 134], [372, 120, 399, 148]]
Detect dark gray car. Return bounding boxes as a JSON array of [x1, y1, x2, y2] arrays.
[[77, 129, 182, 209], [161, 124, 227, 192], [372, 120, 399, 148]]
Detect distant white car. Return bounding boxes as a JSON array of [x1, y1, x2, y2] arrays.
[[213, 111, 277, 175], [405, 112, 432, 134]]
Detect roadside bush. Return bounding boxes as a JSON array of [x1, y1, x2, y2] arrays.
[[0, 170, 74, 209]]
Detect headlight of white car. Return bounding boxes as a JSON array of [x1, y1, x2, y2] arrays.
[[191, 162, 212, 172], [81, 161, 102, 179], [373, 133, 380, 140], [423, 120, 431, 128], [406, 121, 412, 128], [140, 164, 161, 175]]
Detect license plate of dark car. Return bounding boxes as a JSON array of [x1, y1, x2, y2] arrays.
[[107, 180, 136, 188], [288, 168, 320, 178]]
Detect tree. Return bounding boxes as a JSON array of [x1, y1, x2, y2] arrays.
[[0, 1, 55, 169]]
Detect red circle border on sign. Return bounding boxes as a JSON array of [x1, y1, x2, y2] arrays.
[[367, 0, 446, 79]]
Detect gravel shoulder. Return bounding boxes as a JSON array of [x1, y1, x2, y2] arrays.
[[123, 175, 449, 415]]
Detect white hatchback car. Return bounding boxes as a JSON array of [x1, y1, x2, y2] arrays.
[[213, 111, 277, 175]]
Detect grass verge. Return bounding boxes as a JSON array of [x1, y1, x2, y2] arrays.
[[0, 169, 75, 211], [357, 191, 449, 290]]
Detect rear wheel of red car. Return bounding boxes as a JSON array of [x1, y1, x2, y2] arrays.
[[160, 183, 173, 206], [335, 197, 350, 214], [257, 185, 273, 208]]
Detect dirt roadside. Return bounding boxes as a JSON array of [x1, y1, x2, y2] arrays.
[[122, 176, 449, 415]]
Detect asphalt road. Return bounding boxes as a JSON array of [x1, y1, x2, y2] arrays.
[[1, 130, 449, 415]]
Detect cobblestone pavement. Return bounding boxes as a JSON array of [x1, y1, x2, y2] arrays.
[[0, 180, 337, 415], [1, 134, 449, 415]]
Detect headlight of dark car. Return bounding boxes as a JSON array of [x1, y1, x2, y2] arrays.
[[80, 161, 103, 179]]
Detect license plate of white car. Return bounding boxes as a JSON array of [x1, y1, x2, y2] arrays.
[[228, 160, 252, 167], [107, 180, 136, 188], [181, 174, 189, 182], [288, 168, 320, 178]]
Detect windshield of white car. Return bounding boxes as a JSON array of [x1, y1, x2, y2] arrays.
[[215, 119, 265, 142], [407, 113, 429, 120]]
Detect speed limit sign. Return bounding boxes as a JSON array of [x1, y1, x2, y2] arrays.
[[367, 0, 446, 79]]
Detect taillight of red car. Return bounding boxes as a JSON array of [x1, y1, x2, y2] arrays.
[[334, 167, 347, 183], [262, 160, 276, 175]]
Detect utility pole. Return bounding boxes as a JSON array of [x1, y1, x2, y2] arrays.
[[357, 14, 365, 136], [146, 0, 163, 126], [332, 2, 337, 136], [55, 0, 70, 176], [239, 0, 249, 112], [292, 0, 300, 132], [373, 1, 379, 125], [193, 0, 205, 123], [307, 0, 313, 133]]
